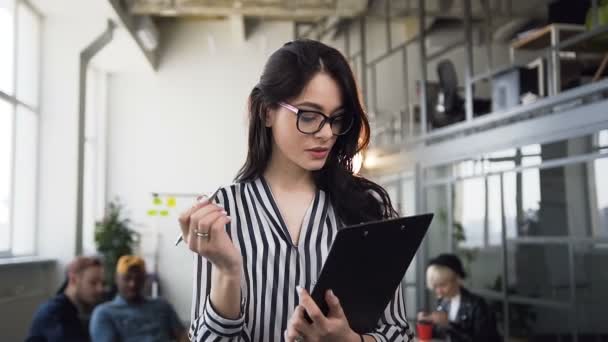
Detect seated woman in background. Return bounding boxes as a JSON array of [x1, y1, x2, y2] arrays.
[[417, 254, 501, 342]]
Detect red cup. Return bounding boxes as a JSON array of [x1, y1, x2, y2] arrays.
[[416, 321, 433, 340]]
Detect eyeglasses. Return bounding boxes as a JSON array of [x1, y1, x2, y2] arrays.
[[278, 102, 353, 136]]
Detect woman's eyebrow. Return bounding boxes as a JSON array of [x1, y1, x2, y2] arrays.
[[294, 101, 345, 114]]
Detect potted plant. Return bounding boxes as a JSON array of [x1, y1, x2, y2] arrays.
[[94, 198, 139, 297]]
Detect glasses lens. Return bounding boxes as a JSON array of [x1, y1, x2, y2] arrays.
[[331, 115, 353, 135], [297, 111, 325, 134]]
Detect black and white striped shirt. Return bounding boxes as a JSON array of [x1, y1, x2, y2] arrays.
[[188, 178, 413, 341]]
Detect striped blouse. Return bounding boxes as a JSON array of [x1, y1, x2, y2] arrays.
[[188, 178, 413, 341]]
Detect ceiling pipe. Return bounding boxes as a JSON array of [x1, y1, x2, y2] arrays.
[[75, 20, 115, 256]]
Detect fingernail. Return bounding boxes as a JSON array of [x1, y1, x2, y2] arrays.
[[296, 285, 303, 295], [222, 210, 228, 215], [328, 289, 334, 297]]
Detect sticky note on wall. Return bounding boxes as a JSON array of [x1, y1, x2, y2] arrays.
[[167, 197, 176, 208]]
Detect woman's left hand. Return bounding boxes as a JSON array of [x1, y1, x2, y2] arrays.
[[284, 287, 360, 342]]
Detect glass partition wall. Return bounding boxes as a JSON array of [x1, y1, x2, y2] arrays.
[[420, 129, 608, 341]]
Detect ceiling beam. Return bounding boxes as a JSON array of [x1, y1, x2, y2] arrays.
[[109, 0, 159, 70], [130, 0, 367, 19], [229, 14, 246, 44]]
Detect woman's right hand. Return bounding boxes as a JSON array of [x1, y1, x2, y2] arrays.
[[178, 196, 242, 276], [417, 311, 448, 327], [417, 311, 430, 322]]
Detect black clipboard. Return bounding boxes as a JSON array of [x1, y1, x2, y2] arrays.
[[309, 213, 433, 333]]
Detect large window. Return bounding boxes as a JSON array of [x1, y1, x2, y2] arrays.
[[423, 130, 608, 340], [0, 0, 41, 256]]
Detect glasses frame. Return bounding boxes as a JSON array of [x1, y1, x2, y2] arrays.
[[278, 102, 353, 136]]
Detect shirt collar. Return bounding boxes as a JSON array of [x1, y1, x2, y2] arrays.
[[113, 295, 129, 305], [57, 293, 79, 314], [113, 295, 147, 305]]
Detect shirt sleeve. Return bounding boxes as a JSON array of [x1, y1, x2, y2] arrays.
[[89, 306, 118, 342], [188, 187, 249, 341], [366, 284, 414, 342], [188, 255, 249, 341]]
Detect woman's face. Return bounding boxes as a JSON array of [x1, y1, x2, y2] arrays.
[[431, 276, 460, 300], [266, 72, 344, 172]]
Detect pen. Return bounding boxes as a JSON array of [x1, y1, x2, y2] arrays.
[[174, 186, 223, 246]]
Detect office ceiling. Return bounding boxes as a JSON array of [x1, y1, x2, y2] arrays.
[[127, 0, 548, 20], [128, 0, 369, 20]]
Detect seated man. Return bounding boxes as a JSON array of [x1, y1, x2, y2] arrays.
[[90, 255, 187, 342], [27, 256, 105, 342], [417, 253, 500, 342]]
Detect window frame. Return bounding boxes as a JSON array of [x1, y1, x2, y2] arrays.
[[0, 0, 42, 257]]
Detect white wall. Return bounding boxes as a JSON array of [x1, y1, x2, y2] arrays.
[[106, 19, 293, 320], [32, 0, 151, 271], [37, 15, 105, 276]]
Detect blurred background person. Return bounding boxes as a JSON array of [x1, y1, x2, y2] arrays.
[[27, 256, 105, 342], [417, 253, 500, 342], [89, 255, 186, 342]]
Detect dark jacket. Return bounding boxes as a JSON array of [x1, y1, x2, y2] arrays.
[[26, 293, 90, 342], [434, 287, 501, 342]]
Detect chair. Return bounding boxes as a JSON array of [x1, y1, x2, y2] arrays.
[[428, 59, 491, 128]]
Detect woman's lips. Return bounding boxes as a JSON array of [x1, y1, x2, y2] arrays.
[[307, 148, 329, 159]]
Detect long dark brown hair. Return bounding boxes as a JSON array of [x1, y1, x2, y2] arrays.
[[236, 39, 397, 225]]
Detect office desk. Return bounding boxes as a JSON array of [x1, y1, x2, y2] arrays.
[[510, 23, 605, 94], [510, 24, 586, 53]]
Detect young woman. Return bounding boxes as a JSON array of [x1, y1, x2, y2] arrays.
[[179, 39, 413, 342]]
